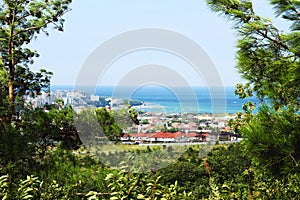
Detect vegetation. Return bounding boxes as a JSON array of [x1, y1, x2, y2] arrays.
[[0, 0, 72, 121], [0, 0, 299, 199], [95, 108, 123, 141], [207, 0, 300, 177]]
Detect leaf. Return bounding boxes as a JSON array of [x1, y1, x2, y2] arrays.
[[105, 173, 115, 180], [137, 194, 145, 199]]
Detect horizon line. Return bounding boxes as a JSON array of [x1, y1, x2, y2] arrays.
[[50, 84, 238, 88]]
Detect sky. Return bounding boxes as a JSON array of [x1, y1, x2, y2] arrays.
[[29, 0, 288, 87]]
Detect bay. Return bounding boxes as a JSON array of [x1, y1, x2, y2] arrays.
[[51, 85, 260, 114]]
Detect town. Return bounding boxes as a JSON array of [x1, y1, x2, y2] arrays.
[[25, 89, 242, 144], [120, 111, 242, 144]]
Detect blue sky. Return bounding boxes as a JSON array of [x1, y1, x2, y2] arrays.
[[29, 0, 287, 87]]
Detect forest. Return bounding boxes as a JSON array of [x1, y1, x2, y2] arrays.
[[0, 0, 299, 199]]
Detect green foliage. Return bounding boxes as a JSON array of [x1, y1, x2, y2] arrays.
[[157, 161, 207, 195], [0, 1, 300, 199], [215, 172, 300, 199], [207, 144, 252, 183], [206, 0, 254, 26], [270, 0, 300, 30], [226, 111, 244, 133], [242, 105, 300, 176], [0, 175, 10, 199], [0, 0, 72, 189], [205, 144, 253, 199], [0, 124, 37, 181], [0, 67, 8, 122], [1, 139, 300, 199], [0, 173, 79, 200], [95, 108, 123, 141], [206, 0, 300, 183], [207, 0, 300, 112], [110, 106, 139, 132], [20, 102, 82, 150], [94, 106, 139, 141], [37, 147, 109, 199], [86, 165, 191, 200], [0, 103, 84, 198], [0, 175, 41, 200], [0, 0, 72, 116]]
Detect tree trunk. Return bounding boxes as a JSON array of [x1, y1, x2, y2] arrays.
[[7, 4, 15, 119], [8, 73, 14, 119]]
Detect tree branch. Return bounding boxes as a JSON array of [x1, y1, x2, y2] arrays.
[[12, 11, 68, 37], [256, 29, 290, 51]]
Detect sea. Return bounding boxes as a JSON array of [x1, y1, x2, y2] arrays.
[[51, 85, 261, 114]]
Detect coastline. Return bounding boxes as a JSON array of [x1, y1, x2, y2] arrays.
[[49, 85, 257, 114]]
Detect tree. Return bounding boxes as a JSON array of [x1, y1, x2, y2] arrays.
[[206, 0, 300, 175], [206, 0, 299, 111], [0, 0, 72, 123], [241, 105, 300, 176], [95, 108, 123, 141], [0, 0, 72, 190], [22, 101, 82, 150], [93, 105, 139, 141], [0, 64, 8, 130]]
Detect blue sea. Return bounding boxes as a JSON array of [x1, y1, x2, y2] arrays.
[[51, 85, 260, 114]]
